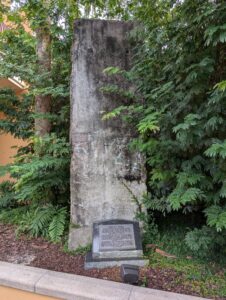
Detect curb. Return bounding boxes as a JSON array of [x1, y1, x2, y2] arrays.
[[0, 261, 210, 300]]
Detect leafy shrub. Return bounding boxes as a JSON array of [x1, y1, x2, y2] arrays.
[[0, 134, 70, 242], [0, 181, 16, 209], [10, 134, 70, 206], [0, 206, 29, 225], [103, 1, 226, 258], [185, 226, 226, 260], [0, 1, 71, 241]]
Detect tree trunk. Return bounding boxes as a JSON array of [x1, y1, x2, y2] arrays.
[[35, 21, 51, 136]]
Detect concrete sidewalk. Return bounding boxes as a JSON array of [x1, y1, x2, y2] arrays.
[[0, 261, 210, 300]]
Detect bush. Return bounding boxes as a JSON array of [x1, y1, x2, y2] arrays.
[[103, 0, 226, 258], [0, 181, 16, 209]]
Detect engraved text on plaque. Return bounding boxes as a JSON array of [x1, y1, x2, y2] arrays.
[[99, 224, 136, 251]]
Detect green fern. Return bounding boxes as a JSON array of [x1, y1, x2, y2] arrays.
[[48, 207, 67, 243], [13, 205, 68, 242], [29, 206, 55, 237]]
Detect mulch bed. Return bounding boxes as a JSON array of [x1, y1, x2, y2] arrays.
[[0, 223, 225, 299]]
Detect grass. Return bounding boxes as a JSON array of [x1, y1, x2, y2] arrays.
[[146, 252, 226, 298], [63, 242, 92, 255], [143, 219, 226, 299]]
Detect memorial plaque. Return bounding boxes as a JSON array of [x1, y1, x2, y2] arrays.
[[99, 224, 136, 251], [85, 219, 148, 269], [92, 219, 143, 259]]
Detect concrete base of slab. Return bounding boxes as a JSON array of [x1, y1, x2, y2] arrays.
[[68, 226, 92, 250], [85, 251, 149, 269]]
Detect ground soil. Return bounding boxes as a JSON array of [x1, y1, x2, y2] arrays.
[[0, 223, 225, 299]]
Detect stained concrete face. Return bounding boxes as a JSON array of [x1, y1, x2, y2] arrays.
[[69, 19, 146, 249]]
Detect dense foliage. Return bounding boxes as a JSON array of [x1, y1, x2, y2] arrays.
[[0, 0, 135, 242], [106, 0, 226, 258], [0, 0, 73, 242]]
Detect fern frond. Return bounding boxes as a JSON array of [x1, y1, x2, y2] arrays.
[[29, 206, 55, 237], [48, 207, 67, 242]]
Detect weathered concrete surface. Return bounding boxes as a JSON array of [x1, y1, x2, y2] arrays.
[[69, 226, 92, 250], [69, 19, 146, 249]]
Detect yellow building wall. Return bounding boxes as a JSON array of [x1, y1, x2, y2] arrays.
[[0, 285, 59, 300], [0, 79, 28, 182], [0, 113, 27, 182], [0, 5, 31, 182]]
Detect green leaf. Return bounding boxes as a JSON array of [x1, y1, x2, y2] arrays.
[[205, 205, 226, 232], [48, 207, 67, 243], [205, 141, 226, 159]]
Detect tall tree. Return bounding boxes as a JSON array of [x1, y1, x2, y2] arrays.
[[0, 0, 134, 241], [34, 1, 52, 136]]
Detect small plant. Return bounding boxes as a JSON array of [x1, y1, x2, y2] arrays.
[[16, 205, 68, 243], [140, 275, 148, 287], [63, 243, 92, 256]]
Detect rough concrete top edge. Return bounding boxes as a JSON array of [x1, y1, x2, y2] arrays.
[[73, 18, 137, 33], [0, 261, 210, 300], [74, 18, 135, 25], [93, 218, 140, 225]]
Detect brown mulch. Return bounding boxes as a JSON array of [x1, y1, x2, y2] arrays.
[[0, 223, 225, 299], [0, 223, 121, 281]]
